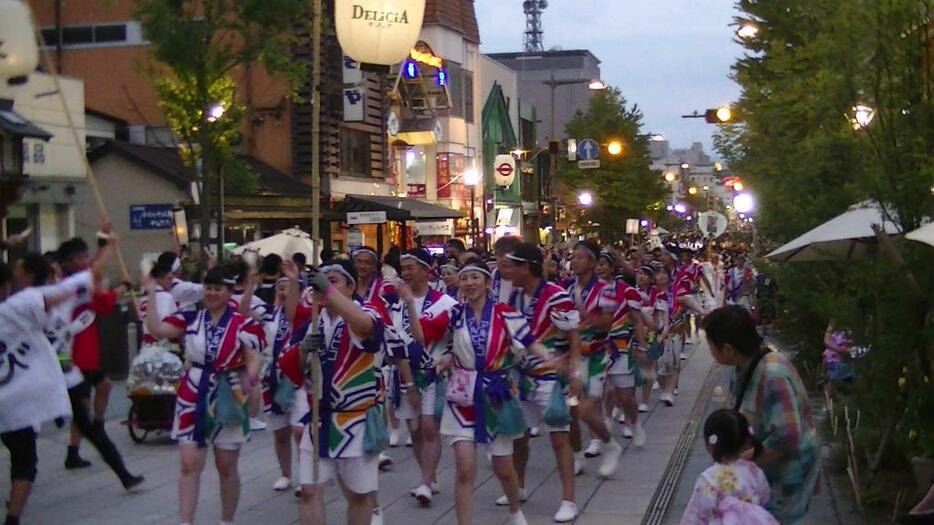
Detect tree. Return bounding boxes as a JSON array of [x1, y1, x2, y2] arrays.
[[135, 0, 308, 258], [561, 89, 667, 241], [718, 0, 933, 510]]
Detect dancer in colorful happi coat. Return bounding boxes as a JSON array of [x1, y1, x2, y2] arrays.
[[496, 242, 582, 522], [144, 266, 264, 525], [408, 261, 555, 525], [390, 248, 458, 505], [278, 260, 396, 525], [565, 240, 623, 477]]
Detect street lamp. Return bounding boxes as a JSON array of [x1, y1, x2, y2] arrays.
[[733, 192, 755, 214], [850, 104, 875, 130], [664, 172, 676, 182], [463, 169, 481, 247], [680, 162, 690, 170], [588, 79, 608, 91], [736, 22, 759, 39], [688, 186, 698, 195], [577, 191, 594, 208], [607, 140, 624, 156], [206, 102, 226, 123]]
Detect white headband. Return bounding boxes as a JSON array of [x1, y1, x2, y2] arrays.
[[440, 263, 458, 272], [320, 264, 356, 288], [400, 253, 431, 268], [457, 265, 492, 279], [352, 248, 379, 262], [171, 257, 181, 273]]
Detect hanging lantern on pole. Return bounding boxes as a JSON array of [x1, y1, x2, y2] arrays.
[[493, 154, 516, 187], [335, 0, 426, 66], [0, 0, 39, 83]]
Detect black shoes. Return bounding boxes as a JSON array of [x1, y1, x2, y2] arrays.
[[120, 473, 145, 490], [65, 446, 92, 470]]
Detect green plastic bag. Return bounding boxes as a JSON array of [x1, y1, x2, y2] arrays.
[[273, 378, 296, 411], [493, 397, 526, 436], [363, 405, 389, 454], [434, 379, 447, 419], [215, 373, 246, 428], [542, 382, 571, 427]]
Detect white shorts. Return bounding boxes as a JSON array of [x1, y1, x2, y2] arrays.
[[290, 390, 310, 428], [608, 353, 636, 390], [176, 426, 245, 451], [396, 381, 437, 420], [520, 379, 570, 433], [447, 434, 517, 456], [298, 427, 378, 494], [656, 337, 681, 377]]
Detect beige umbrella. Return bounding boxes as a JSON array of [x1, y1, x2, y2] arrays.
[[905, 222, 934, 248], [229, 228, 319, 262], [765, 201, 902, 262]]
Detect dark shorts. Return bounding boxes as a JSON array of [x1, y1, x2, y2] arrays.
[[81, 370, 108, 388]]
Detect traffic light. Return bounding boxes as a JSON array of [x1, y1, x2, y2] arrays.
[[704, 106, 733, 124]]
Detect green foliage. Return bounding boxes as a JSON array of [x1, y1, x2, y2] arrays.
[[719, 0, 934, 499], [561, 89, 667, 240], [135, 0, 309, 189]]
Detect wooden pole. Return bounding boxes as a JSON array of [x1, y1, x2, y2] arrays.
[[30, 18, 136, 304], [308, 0, 323, 482]]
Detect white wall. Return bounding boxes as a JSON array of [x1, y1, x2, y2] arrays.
[[0, 72, 86, 180]]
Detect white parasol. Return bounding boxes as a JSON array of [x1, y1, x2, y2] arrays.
[[229, 228, 319, 262], [765, 201, 902, 262], [905, 222, 934, 248]]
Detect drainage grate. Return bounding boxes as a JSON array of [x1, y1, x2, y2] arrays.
[[641, 364, 718, 525]]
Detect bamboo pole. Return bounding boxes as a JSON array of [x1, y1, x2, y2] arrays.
[[29, 16, 137, 305]]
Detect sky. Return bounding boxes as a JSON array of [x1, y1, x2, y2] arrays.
[[473, 0, 744, 156]]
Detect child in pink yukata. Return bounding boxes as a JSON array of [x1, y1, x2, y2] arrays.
[[681, 409, 777, 525]]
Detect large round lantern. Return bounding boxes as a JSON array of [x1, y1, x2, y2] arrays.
[[335, 0, 426, 66], [0, 0, 39, 82]]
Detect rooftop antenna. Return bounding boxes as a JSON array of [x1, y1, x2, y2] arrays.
[[523, 0, 547, 52]]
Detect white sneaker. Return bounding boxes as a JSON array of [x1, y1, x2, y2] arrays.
[[598, 439, 622, 478], [634, 423, 647, 448], [413, 484, 432, 506], [371, 507, 383, 525], [638, 403, 649, 413], [573, 455, 584, 476], [660, 392, 674, 406], [389, 427, 400, 447], [674, 387, 680, 396], [378, 452, 393, 470], [405, 434, 413, 447], [652, 381, 660, 391], [529, 426, 541, 437], [496, 487, 528, 506], [611, 407, 621, 420], [680, 352, 687, 360], [622, 424, 633, 438], [431, 481, 440, 494], [272, 476, 291, 491], [553, 500, 579, 523], [584, 438, 603, 458], [617, 410, 626, 424], [249, 418, 267, 431], [510, 510, 529, 525]]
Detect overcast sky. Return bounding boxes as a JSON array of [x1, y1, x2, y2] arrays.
[[474, 0, 744, 156]]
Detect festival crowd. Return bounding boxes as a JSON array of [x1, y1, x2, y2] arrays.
[[0, 229, 820, 525]]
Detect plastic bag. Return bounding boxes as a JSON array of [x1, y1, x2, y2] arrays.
[[542, 381, 571, 427], [215, 373, 247, 428], [363, 405, 389, 454], [493, 397, 526, 436], [126, 344, 183, 395], [273, 378, 296, 411], [434, 378, 448, 419], [646, 341, 664, 362]]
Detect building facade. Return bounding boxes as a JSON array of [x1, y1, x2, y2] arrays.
[[0, 72, 86, 256]]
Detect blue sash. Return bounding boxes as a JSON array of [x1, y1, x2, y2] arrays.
[[193, 307, 232, 447]]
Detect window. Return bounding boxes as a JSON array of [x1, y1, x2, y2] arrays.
[[40, 23, 136, 48], [447, 62, 464, 119], [94, 25, 127, 43], [340, 128, 371, 178], [1, 134, 20, 175]]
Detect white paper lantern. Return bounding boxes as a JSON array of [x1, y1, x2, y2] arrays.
[[0, 0, 39, 81], [335, 0, 426, 66], [493, 154, 517, 187]]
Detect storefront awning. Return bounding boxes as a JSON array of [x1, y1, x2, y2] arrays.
[[337, 195, 464, 221], [0, 99, 52, 140]]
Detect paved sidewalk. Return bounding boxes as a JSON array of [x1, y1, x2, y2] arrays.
[[3, 340, 718, 525]]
